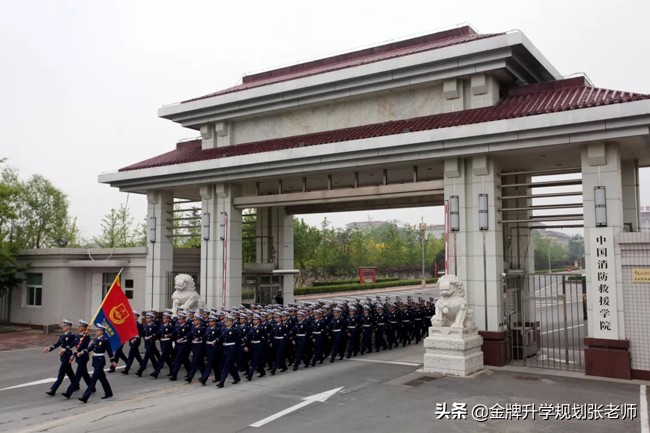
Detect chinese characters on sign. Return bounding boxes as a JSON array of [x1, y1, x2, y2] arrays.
[[588, 227, 618, 339], [632, 269, 650, 283]]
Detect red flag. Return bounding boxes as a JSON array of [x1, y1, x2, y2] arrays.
[[93, 274, 138, 352]]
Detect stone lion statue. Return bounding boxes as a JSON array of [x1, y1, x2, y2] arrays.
[[430, 274, 475, 329], [171, 274, 205, 311]]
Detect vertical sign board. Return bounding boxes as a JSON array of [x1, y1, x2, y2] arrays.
[[588, 227, 618, 339]]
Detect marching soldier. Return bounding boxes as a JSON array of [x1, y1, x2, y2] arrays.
[[77, 323, 114, 403], [169, 312, 191, 381], [244, 314, 267, 381], [216, 315, 240, 388], [329, 307, 346, 362], [185, 315, 206, 383], [359, 305, 375, 355], [135, 312, 159, 376], [309, 309, 328, 366], [292, 310, 312, 371], [121, 311, 144, 375], [149, 312, 174, 379], [345, 305, 360, 359], [386, 304, 399, 349], [61, 320, 93, 399], [270, 312, 290, 375], [43, 319, 76, 396], [374, 305, 388, 352], [198, 315, 222, 385]]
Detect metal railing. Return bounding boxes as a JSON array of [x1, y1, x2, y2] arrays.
[[505, 271, 586, 371]]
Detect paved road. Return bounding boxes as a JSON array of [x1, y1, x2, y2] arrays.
[[0, 335, 646, 433]]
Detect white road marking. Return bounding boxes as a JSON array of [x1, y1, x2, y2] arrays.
[[0, 365, 125, 391], [641, 385, 649, 433], [348, 358, 422, 367], [250, 386, 343, 428]]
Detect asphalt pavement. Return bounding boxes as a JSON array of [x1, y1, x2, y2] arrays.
[[1, 284, 648, 433], [1, 334, 647, 433]]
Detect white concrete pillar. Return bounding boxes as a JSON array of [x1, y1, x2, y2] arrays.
[[467, 156, 504, 331], [146, 190, 174, 311], [444, 157, 468, 283], [276, 207, 295, 303], [444, 156, 504, 331], [582, 142, 625, 339], [201, 183, 242, 309]]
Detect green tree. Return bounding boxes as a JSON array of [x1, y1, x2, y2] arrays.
[[0, 162, 78, 249], [93, 204, 145, 248]]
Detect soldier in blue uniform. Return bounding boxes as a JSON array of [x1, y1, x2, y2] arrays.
[[310, 309, 329, 366], [121, 311, 144, 375], [62, 320, 93, 399], [292, 310, 312, 371], [185, 315, 206, 383], [374, 305, 388, 351], [77, 323, 114, 403], [244, 314, 267, 381], [149, 312, 174, 379], [345, 305, 359, 358], [359, 305, 375, 355], [169, 312, 191, 381], [386, 303, 400, 349], [270, 312, 291, 375], [43, 319, 76, 396], [329, 307, 346, 362], [216, 315, 240, 388], [135, 312, 159, 376], [198, 315, 222, 385]]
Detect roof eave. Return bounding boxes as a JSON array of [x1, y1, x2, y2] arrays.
[[157, 32, 560, 128], [102, 99, 650, 192]]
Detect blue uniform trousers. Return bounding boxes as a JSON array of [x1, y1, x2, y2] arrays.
[[81, 356, 112, 400]]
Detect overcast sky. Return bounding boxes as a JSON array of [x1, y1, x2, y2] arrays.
[[1, 0, 649, 239]]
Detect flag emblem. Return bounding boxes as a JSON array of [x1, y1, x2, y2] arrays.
[[109, 303, 130, 325]]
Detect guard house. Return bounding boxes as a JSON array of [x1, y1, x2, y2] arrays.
[[100, 26, 650, 379]]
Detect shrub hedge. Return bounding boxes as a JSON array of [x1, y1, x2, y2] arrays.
[[311, 277, 400, 287], [295, 278, 437, 296]]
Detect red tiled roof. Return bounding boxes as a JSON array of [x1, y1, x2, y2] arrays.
[[183, 26, 503, 103], [120, 77, 650, 172]]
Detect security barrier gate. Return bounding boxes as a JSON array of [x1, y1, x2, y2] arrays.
[[505, 272, 586, 371]]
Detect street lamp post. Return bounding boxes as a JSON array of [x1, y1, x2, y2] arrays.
[[419, 219, 427, 286]]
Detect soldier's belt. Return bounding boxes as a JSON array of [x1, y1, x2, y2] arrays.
[[348, 326, 356, 329], [332, 329, 342, 332], [377, 323, 385, 326], [274, 336, 285, 340], [402, 320, 411, 323], [223, 342, 235, 346], [251, 340, 261, 344], [312, 331, 322, 335], [93, 354, 105, 357], [192, 340, 203, 344], [160, 338, 171, 341], [296, 333, 307, 337], [389, 321, 398, 324], [362, 325, 372, 327], [414, 318, 423, 321]]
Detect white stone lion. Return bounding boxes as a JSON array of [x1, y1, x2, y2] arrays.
[[171, 274, 205, 311], [430, 274, 475, 329]]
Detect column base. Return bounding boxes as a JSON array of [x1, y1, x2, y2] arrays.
[[479, 330, 509, 367], [423, 326, 484, 377], [584, 338, 631, 379]]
